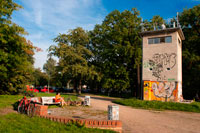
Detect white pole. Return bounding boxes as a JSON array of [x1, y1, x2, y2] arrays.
[[177, 12, 179, 27]]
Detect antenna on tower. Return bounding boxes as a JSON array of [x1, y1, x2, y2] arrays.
[[173, 22, 176, 28], [177, 12, 179, 28]]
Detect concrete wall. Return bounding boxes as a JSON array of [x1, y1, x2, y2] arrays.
[[142, 32, 181, 82]]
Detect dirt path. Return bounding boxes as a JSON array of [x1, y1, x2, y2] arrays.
[[0, 107, 17, 115], [79, 96, 200, 133]]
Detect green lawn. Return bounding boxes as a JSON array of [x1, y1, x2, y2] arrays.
[[113, 98, 200, 113], [0, 95, 23, 108], [0, 113, 115, 133]]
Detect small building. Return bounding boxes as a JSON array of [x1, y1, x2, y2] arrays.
[[140, 27, 185, 102]]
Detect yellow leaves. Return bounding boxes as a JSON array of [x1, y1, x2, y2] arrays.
[[20, 38, 42, 55]]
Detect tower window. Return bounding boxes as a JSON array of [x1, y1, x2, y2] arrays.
[[165, 36, 172, 43], [148, 36, 172, 44]]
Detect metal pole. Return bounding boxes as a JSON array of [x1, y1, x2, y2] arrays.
[[177, 12, 179, 27]]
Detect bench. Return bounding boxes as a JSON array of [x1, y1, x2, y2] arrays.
[[41, 97, 60, 105]]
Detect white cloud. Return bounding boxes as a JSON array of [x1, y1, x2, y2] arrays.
[[34, 1, 42, 27], [14, 0, 107, 69]]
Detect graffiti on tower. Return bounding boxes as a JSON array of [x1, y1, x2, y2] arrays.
[[143, 81, 178, 101], [145, 53, 177, 81]]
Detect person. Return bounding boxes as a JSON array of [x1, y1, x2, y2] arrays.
[[55, 92, 67, 107]]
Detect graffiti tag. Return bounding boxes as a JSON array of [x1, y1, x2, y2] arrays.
[[152, 81, 177, 98]]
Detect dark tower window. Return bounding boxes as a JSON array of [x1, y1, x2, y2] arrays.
[[148, 36, 172, 44]]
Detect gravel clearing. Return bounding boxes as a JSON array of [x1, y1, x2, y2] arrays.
[[79, 95, 200, 133], [46, 95, 200, 133]]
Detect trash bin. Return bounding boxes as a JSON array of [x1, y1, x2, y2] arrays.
[[108, 105, 119, 120], [84, 96, 90, 106]]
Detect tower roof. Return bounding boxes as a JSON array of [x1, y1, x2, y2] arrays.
[[140, 27, 185, 40]]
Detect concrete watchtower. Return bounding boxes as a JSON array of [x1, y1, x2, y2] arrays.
[[140, 27, 185, 102]]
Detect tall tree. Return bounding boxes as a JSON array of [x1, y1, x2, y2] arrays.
[[0, 0, 36, 94], [89, 8, 142, 97], [43, 57, 57, 77], [32, 68, 48, 87], [179, 4, 200, 99], [49, 27, 98, 94], [43, 57, 57, 90], [151, 15, 165, 30]]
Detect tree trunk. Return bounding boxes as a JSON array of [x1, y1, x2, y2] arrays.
[[67, 80, 71, 89], [137, 64, 141, 99], [73, 80, 77, 93], [78, 80, 82, 95]]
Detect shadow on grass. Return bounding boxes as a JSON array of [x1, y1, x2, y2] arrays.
[[12, 101, 19, 111]]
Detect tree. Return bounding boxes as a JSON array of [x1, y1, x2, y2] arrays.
[[89, 8, 142, 97], [49, 27, 98, 94], [43, 57, 56, 92], [43, 57, 56, 77], [151, 15, 165, 29], [179, 4, 200, 99], [32, 68, 48, 87], [0, 0, 36, 94]]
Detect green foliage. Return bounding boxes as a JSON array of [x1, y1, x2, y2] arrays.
[[0, 0, 22, 22], [0, 0, 36, 94], [0, 113, 115, 133], [49, 27, 98, 93], [43, 57, 57, 87], [43, 57, 56, 76], [142, 15, 165, 31], [113, 98, 200, 113], [32, 68, 48, 87], [151, 15, 165, 29], [89, 8, 142, 95], [179, 4, 200, 99]]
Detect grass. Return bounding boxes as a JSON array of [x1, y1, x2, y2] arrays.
[[0, 113, 115, 133], [113, 98, 200, 113], [0, 95, 23, 108]]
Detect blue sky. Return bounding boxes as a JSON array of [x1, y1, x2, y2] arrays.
[[12, 0, 200, 69]]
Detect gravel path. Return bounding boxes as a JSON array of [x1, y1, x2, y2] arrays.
[[80, 96, 200, 133]]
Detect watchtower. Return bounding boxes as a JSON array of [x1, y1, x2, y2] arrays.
[[140, 27, 184, 102]]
